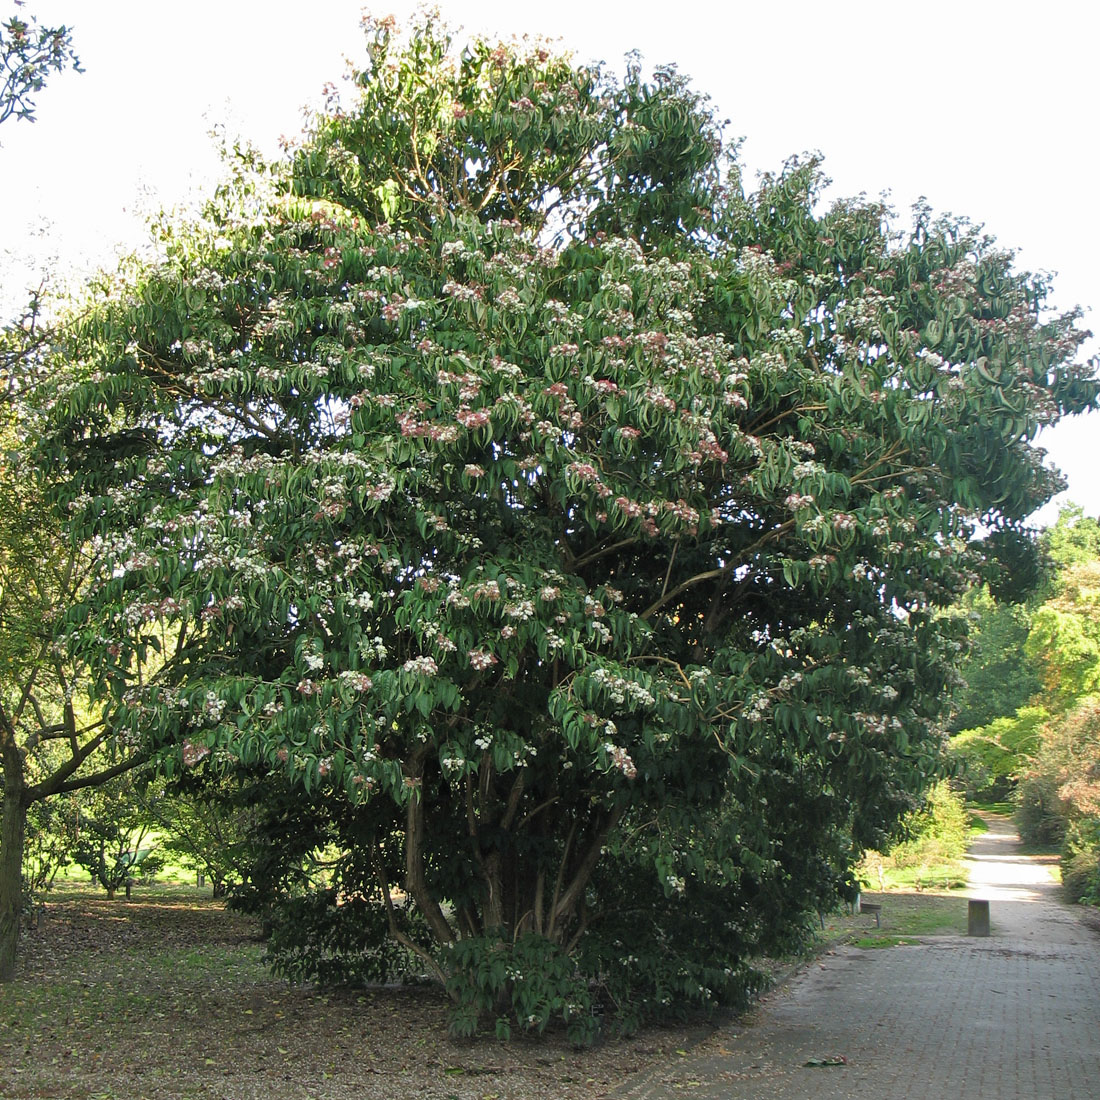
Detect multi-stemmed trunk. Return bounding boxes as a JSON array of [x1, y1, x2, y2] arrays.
[[389, 745, 624, 992]]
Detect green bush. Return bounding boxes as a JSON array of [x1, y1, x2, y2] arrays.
[[858, 782, 972, 890], [1015, 772, 1069, 848], [20, 796, 75, 899], [446, 934, 597, 1045], [1061, 819, 1100, 904]]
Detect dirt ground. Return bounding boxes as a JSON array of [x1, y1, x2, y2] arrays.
[[1, 889, 718, 1100]]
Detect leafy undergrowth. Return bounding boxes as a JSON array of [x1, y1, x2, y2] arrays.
[[2, 885, 711, 1100]]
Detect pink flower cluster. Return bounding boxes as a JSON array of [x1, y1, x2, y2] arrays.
[[455, 407, 491, 430], [468, 648, 498, 671], [181, 739, 211, 768], [605, 743, 638, 779]]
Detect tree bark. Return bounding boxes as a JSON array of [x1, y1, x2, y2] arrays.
[[548, 806, 623, 941], [403, 749, 455, 947], [0, 787, 28, 982], [1, 703, 29, 982]]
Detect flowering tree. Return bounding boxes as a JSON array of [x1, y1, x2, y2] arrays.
[[40, 16, 1097, 1033], [0, 3, 80, 129]]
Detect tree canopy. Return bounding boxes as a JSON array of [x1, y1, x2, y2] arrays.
[[0, 4, 79, 130], [38, 16, 1098, 1032]]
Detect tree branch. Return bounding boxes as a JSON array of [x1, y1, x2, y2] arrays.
[[640, 521, 795, 620], [29, 749, 147, 802], [371, 838, 446, 985]]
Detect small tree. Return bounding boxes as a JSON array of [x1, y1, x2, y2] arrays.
[[40, 16, 1098, 1031], [141, 774, 262, 898], [21, 791, 75, 899], [66, 770, 155, 897]]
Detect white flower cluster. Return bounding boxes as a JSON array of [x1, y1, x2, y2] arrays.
[[590, 668, 655, 707], [338, 671, 373, 692], [203, 692, 226, 722], [776, 671, 803, 693], [744, 691, 771, 722], [468, 648, 497, 671], [367, 636, 388, 660]]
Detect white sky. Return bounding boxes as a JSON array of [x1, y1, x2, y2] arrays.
[[3, 0, 1096, 525]]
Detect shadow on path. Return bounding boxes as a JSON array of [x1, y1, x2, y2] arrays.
[[615, 814, 1100, 1100]]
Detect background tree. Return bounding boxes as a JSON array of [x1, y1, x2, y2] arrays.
[[952, 705, 1048, 802], [950, 588, 1043, 736], [65, 768, 157, 898], [0, 402, 149, 980], [40, 16, 1098, 1033], [950, 508, 1099, 795], [2, 1, 81, 400], [1027, 515, 1100, 710], [140, 773, 262, 898], [0, 5, 103, 981]]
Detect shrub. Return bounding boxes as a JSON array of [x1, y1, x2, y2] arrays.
[[858, 782, 972, 890], [1061, 819, 1100, 904], [1015, 772, 1067, 848], [446, 934, 597, 1045]]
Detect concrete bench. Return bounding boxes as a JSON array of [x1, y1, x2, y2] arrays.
[[858, 901, 882, 928]]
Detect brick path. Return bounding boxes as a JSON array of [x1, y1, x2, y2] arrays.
[[614, 816, 1100, 1099]]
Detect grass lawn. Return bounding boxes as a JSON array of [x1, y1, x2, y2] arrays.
[[818, 888, 970, 947]]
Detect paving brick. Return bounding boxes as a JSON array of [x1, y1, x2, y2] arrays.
[[614, 817, 1100, 1100]]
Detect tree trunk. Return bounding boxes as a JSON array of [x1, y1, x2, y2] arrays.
[[0, 789, 28, 982]]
